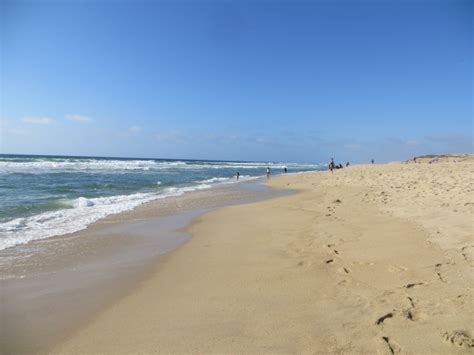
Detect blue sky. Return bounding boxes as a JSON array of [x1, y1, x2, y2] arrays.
[[1, 0, 472, 163]]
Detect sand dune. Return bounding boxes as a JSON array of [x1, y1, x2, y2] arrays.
[[53, 161, 473, 354], [406, 154, 474, 164]]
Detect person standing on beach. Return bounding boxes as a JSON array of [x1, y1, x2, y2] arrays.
[[266, 167, 271, 179], [371, 159, 374, 164], [236, 171, 240, 180], [284, 167, 287, 173], [329, 158, 335, 174]]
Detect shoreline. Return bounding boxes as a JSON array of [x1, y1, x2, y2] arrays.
[[52, 161, 473, 353], [1, 178, 294, 354], [0, 174, 263, 252]]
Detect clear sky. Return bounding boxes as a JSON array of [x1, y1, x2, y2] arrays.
[[1, 0, 472, 163]]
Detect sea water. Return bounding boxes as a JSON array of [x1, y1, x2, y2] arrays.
[[0, 154, 324, 250]]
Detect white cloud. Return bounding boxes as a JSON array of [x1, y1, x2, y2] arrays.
[[129, 125, 142, 134], [8, 128, 31, 136], [66, 114, 92, 124], [22, 116, 54, 125]]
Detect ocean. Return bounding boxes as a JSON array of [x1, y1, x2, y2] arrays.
[[0, 154, 324, 251]]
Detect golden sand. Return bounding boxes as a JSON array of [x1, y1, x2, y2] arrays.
[[53, 161, 473, 353]]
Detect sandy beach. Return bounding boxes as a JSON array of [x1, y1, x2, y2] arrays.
[[1, 180, 292, 354], [49, 159, 474, 354], [3, 0, 471, 353]]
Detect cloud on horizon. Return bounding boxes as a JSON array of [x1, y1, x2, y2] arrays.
[[66, 114, 92, 124], [21, 116, 54, 125], [8, 128, 32, 136]]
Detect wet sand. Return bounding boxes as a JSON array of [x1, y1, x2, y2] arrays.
[[1, 179, 291, 354], [52, 161, 473, 354]]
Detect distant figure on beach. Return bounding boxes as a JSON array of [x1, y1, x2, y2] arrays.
[[266, 167, 271, 179], [414, 157, 417, 163], [371, 159, 374, 164], [284, 167, 288, 173], [338, 164, 343, 169], [346, 162, 349, 167], [236, 171, 240, 180], [329, 158, 335, 174]]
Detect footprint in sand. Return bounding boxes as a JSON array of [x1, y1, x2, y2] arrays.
[[461, 245, 474, 261], [454, 294, 469, 306], [336, 267, 350, 275], [376, 312, 393, 325], [402, 308, 416, 321], [353, 261, 376, 267], [434, 264, 447, 283], [442, 330, 474, 349], [337, 279, 348, 286], [382, 336, 401, 354], [404, 282, 424, 289], [387, 265, 408, 273]]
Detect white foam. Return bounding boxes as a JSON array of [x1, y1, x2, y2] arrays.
[[199, 177, 231, 183], [0, 183, 215, 251], [198, 175, 258, 185], [235, 175, 258, 182], [0, 158, 324, 251], [0, 158, 323, 173], [73, 197, 95, 208], [0, 159, 188, 172]]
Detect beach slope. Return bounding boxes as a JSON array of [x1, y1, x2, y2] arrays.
[[54, 162, 473, 353]]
